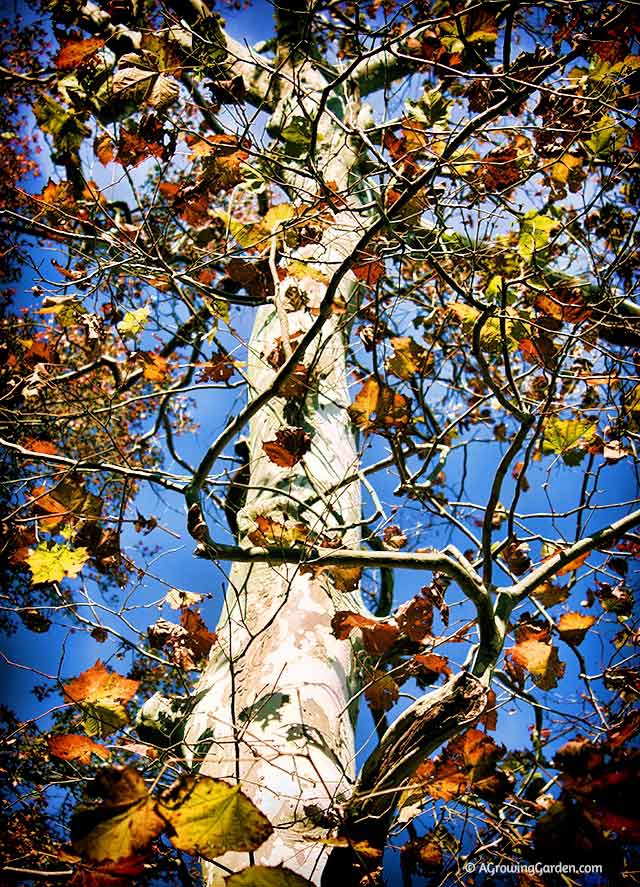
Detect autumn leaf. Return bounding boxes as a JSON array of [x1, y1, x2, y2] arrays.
[[148, 609, 216, 670], [542, 416, 598, 465], [117, 307, 150, 338], [518, 211, 559, 262], [198, 348, 237, 382], [385, 337, 431, 380], [55, 38, 104, 71], [383, 525, 407, 549], [248, 515, 327, 549], [419, 728, 510, 802], [348, 379, 410, 433], [67, 854, 147, 887], [557, 612, 596, 646], [71, 767, 165, 862], [263, 427, 311, 467], [396, 586, 438, 642], [534, 288, 591, 325], [63, 661, 139, 737], [503, 539, 531, 576], [23, 438, 57, 456], [331, 611, 400, 655], [413, 653, 451, 683], [40, 294, 87, 326], [507, 637, 565, 690], [225, 866, 314, 887], [365, 669, 399, 712], [352, 249, 384, 286], [164, 588, 203, 610], [541, 542, 590, 576], [160, 776, 273, 859], [27, 542, 89, 584], [48, 734, 111, 764], [114, 128, 165, 168], [532, 581, 569, 608]]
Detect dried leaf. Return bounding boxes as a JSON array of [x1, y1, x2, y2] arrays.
[[348, 379, 410, 433], [71, 767, 164, 862], [263, 427, 311, 467], [48, 734, 111, 764], [557, 612, 596, 646], [225, 866, 313, 887], [507, 638, 565, 690], [55, 38, 104, 71], [365, 669, 399, 712], [331, 611, 400, 655]]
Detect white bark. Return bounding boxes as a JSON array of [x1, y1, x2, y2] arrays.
[[185, 59, 367, 884]]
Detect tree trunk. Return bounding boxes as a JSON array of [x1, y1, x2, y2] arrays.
[[185, 58, 367, 884]]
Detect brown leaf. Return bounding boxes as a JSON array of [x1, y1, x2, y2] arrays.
[[418, 728, 509, 802], [115, 128, 165, 168], [503, 539, 531, 576], [413, 652, 451, 682], [331, 611, 400, 655], [198, 349, 236, 382], [263, 427, 311, 467], [382, 525, 407, 549], [352, 249, 384, 286], [385, 337, 431, 380], [365, 669, 399, 712], [71, 767, 164, 863], [534, 288, 591, 325], [55, 38, 104, 71], [396, 587, 436, 642]]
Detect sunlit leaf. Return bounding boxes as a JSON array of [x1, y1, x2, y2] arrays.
[[557, 612, 596, 646], [160, 776, 273, 858], [117, 307, 150, 338], [225, 866, 313, 887], [48, 734, 111, 764], [27, 542, 89, 584]]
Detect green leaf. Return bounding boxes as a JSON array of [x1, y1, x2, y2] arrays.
[[584, 115, 626, 158], [225, 866, 314, 887], [517, 211, 559, 262], [27, 542, 89, 584], [542, 416, 598, 465], [160, 776, 273, 859], [405, 88, 451, 127], [117, 306, 150, 338], [82, 702, 129, 738], [33, 95, 90, 157]]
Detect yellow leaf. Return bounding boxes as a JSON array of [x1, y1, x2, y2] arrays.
[[71, 767, 164, 862], [63, 660, 139, 707], [508, 639, 565, 690], [385, 336, 431, 379], [160, 776, 273, 859], [225, 866, 314, 887], [27, 542, 89, 584], [117, 306, 150, 337]]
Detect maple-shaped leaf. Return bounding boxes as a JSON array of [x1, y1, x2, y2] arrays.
[[419, 728, 510, 802], [385, 336, 431, 380], [71, 767, 164, 863], [248, 515, 315, 548], [518, 211, 559, 262], [117, 307, 150, 338], [503, 539, 531, 576], [31, 477, 102, 531], [55, 38, 104, 71], [401, 833, 444, 875], [531, 581, 569, 608], [557, 612, 596, 646], [164, 588, 203, 610], [27, 542, 89, 584], [396, 586, 441, 642], [225, 866, 314, 887], [198, 349, 237, 382], [114, 128, 165, 168], [383, 525, 407, 549], [542, 416, 598, 465], [310, 564, 362, 593], [63, 661, 139, 737], [331, 611, 400, 655], [348, 379, 410, 433], [263, 427, 311, 467], [40, 294, 87, 327], [507, 637, 565, 690], [48, 734, 111, 764], [365, 669, 399, 712], [196, 135, 250, 192], [534, 288, 591, 325], [541, 542, 590, 576], [180, 608, 217, 661], [159, 776, 272, 859]]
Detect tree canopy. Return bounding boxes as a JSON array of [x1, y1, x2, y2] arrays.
[[0, 0, 639, 885]]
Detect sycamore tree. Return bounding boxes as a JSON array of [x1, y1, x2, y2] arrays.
[[1, 0, 639, 884]]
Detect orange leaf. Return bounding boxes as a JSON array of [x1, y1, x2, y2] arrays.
[[48, 734, 111, 764], [365, 669, 399, 712], [55, 38, 104, 71], [63, 661, 139, 706], [507, 639, 565, 690], [331, 611, 400, 655], [348, 379, 410, 433], [557, 611, 596, 646], [23, 438, 57, 456], [263, 427, 311, 467]]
